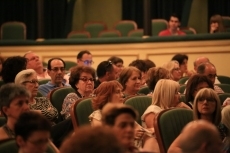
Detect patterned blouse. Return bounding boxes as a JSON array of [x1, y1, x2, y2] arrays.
[[30, 97, 59, 123]]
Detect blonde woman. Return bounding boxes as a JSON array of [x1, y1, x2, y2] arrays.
[[163, 60, 181, 81]]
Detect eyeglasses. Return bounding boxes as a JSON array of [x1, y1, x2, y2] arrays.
[[50, 67, 65, 72], [80, 60, 94, 65], [79, 77, 95, 82], [28, 138, 49, 146], [207, 74, 217, 79], [197, 97, 216, 103], [23, 80, 39, 85]]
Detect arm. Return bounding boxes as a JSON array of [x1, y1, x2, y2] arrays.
[[144, 113, 156, 128], [90, 118, 102, 127], [61, 93, 79, 120]]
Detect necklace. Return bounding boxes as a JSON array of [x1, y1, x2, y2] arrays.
[[3, 124, 15, 138]]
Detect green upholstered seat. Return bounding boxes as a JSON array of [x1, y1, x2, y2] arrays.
[[114, 20, 138, 37], [0, 139, 58, 153], [71, 98, 93, 129], [1, 22, 26, 40], [124, 95, 152, 125], [67, 31, 90, 39], [179, 94, 186, 102], [217, 75, 230, 84], [138, 86, 151, 95], [181, 27, 196, 35], [36, 91, 43, 97], [128, 29, 144, 37], [215, 84, 230, 93], [179, 84, 186, 94], [98, 30, 121, 38], [64, 61, 76, 71], [84, 22, 107, 38], [151, 19, 168, 36], [222, 16, 230, 29], [38, 79, 51, 85], [218, 93, 230, 105], [154, 108, 193, 153], [49, 87, 75, 122], [178, 76, 189, 85]]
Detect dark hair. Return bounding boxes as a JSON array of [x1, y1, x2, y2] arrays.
[[0, 55, 5, 76], [96, 61, 114, 78], [47, 57, 66, 70], [170, 13, 181, 21], [197, 62, 215, 74], [76, 50, 91, 59], [69, 65, 96, 91], [15, 111, 51, 140], [171, 54, 188, 66], [108, 56, 123, 65], [1, 56, 27, 83], [185, 74, 214, 103], [0, 83, 30, 117], [129, 59, 147, 73], [144, 59, 156, 71], [210, 14, 225, 33]]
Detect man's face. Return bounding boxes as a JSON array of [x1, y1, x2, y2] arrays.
[[25, 53, 43, 70], [194, 57, 209, 71], [169, 16, 180, 31], [47, 59, 65, 85], [77, 53, 93, 66], [204, 65, 217, 84]]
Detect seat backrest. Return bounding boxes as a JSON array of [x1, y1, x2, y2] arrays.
[[215, 84, 230, 93], [128, 29, 144, 37], [181, 27, 196, 35], [71, 98, 93, 129], [98, 30, 121, 38], [179, 94, 186, 102], [124, 95, 152, 125], [67, 31, 90, 39], [64, 61, 77, 71], [50, 87, 75, 121], [114, 20, 138, 37], [138, 86, 151, 95], [1, 21, 26, 40], [0, 139, 58, 153], [179, 84, 186, 94], [151, 19, 168, 36], [84, 22, 107, 38], [217, 75, 230, 84], [154, 108, 193, 153], [219, 93, 230, 105], [178, 76, 189, 85], [222, 16, 230, 29], [38, 79, 51, 85]]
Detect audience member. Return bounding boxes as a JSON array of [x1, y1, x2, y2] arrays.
[[0, 83, 30, 141], [108, 56, 124, 76], [129, 59, 148, 86], [24, 51, 50, 80], [15, 111, 57, 153], [60, 126, 124, 153], [221, 105, 230, 152], [197, 62, 224, 93], [210, 14, 225, 34], [1, 56, 27, 84], [144, 59, 156, 70], [61, 65, 96, 119], [94, 60, 118, 89], [159, 14, 186, 36], [168, 120, 222, 153], [102, 103, 139, 153], [185, 74, 214, 108], [171, 54, 193, 77], [76, 50, 93, 66], [146, 67, 170, 94], [163, 60, 182, 81], [119, 66, 141, 97], [0, 55, 5, 80], [38, 57, 69, 97]]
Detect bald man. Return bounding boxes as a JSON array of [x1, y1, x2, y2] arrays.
[[193, 56, 210, 72], [168, 120, 222, 153]]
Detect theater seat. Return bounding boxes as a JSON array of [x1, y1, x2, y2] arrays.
[[1, 21, 26, 40], [98, 30, 121, 38], [84, 22, 107, 38], [151, 19, 168, 36], [114, 20, 138, 37]]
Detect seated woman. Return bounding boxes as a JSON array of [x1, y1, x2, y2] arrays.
[[185, 74, 214, 108], [163, 60, 182, 81], [146, 67, 170, 95], [119, 66, 141, 97], [61, 65, 95, 119], [0, 83, 30, 141], [210, 14, 225, 34], [221, 105, 230, 152]]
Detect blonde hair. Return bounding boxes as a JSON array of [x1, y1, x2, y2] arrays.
[[162, 60, 179, 80], [152, 79, 180, 109], [193, 88, 221, 126], [15, 69, 36, 85]]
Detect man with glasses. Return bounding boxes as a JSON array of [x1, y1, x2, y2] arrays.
[[38, 58, 69, 96], [197, 62, 224, 93], [24, 51, 50, 79], [94, 61, 119, 89]]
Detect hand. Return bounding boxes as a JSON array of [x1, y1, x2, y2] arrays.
[[210, 24, 217, 33], [135, 128, 145, 140]]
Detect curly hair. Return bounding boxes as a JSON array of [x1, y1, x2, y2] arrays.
[[1, 56, 27, 83], [92, 80, 123, 110], [69, 65, 96, 91]]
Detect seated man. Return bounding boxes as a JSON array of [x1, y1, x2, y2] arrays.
[[15, 111, 58, 153], [159, 14, 186, 36], [38, 57, 69, 97], [168, 120, 222, 153], [24, 51, 50, 80]]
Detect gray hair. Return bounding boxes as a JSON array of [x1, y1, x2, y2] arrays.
[[15, 69, 36, 85]]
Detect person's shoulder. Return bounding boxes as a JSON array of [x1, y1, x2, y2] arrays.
[[178, 30, 186, 35], [0, 127, 9, 141], [158, 29, 170, 36]]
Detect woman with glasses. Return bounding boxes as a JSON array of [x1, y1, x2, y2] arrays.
[[185, 74, 214, 108], [163, 60, 182, 81], [61, 65, 96, 120]]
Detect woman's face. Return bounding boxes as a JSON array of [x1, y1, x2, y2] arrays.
[[171, 63, 181, 81], [171, 89, 180, 107], [76, 72, 94, 95], [112, 113, 135, 148], [210, 22, 219, 31], [192, 82, 210, 99], [115, 62, 124, 76], [197, 97, 216, 117], [125, 71, 141, 94], [180, 59, 188, 74], [23, 74, 39, 98], [110, 87, 124, 104]]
